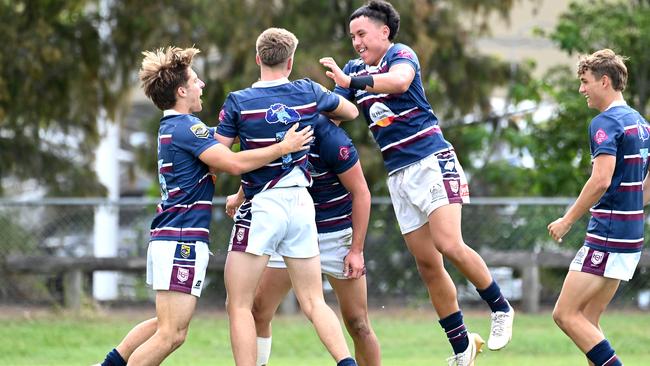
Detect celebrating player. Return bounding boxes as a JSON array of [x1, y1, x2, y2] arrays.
[[95, 46, 313, 366], [216, 28, 359, 366], [319, 1, 515, 364], [225, 115, 381, 366]]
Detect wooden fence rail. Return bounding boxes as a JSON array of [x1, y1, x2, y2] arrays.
[[5, 250, 650, 312]]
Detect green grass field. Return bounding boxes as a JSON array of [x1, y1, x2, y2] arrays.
[[0, 307, 648, 365]]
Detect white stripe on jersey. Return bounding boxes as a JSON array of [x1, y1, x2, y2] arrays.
[[241, 102, 317, 115], [380, 125, 438, 152], [309, 153, 320, 158], [317, 213, 351, 222], [590, 208, 644, 214], [619, 182, 643, 187], [247, 138, 277, 142], [586, 232, 643, 242], [624, 154, 642, 159], [624, 124, 638, 131], [171, 200, 213, 209], [151, 227, 210, 233], [159, 134, 172, 139], [314, 193, 349, 205], [264, 154, 307, 167], [161, 162, 173, 168], [311, 171, 329, 178], [168, 187, 181, 194], [356, 93, 389, 104]]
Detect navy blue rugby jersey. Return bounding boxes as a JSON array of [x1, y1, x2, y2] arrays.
[[217, 78, 341, 198], [308, 116, 359, 233], [150, 112, 218, 243], [334, 43, 452, 175], [585, 102, 650, 253]]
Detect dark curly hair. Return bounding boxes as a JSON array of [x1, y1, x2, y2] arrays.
[[350, 0, 400, 41]]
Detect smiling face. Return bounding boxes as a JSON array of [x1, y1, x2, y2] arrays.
[[349, 15, 391, 66], [578, 69, 607, 111]]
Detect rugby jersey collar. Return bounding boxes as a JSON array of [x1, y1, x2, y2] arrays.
[[605, 99, 627, 111], [252, 78, 290, 88], [163, 109, 184, 117]]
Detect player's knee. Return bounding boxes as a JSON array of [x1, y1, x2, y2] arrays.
[[552, 307, 568, 329], [436, 240, 466, 260], [252, 302, 273, 327], [344, 315, 373, 339]]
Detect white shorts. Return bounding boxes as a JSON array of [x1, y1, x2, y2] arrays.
[[146, 240, 210, 297], [229, 186, 319, 259], [268, 227, 353, 279], [387, 149, 470, 234], [569, 245, 642, 281]]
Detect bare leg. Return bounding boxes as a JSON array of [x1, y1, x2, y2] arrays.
[[552, 271, 619, 353], [115, 317, 158, 360], [403, 224, 459, 318], [284, 256, 351, 362], [328, 275, 381, 366], [252, 267, 293, 338], [128, 291, 197, 365], [225, 251, 271, 366], [427, 204, 492, 289]]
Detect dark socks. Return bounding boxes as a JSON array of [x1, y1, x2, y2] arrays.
[[101, 348, 126, 366], [439, 310, 469, 354], [586, 339, 623, 366], [477, 280, 510, 313], [337, 357, 357, 366]]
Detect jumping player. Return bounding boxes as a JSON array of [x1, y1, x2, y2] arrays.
[[548, 49, 649, 366], [319, 1, 515, 364]]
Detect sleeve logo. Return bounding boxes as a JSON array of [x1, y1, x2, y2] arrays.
[[338, 146, 350, 160], [396, 49, 414, 59], [190, 123, 210, 138], [218, 108, 226, 122], [593, 128, 608, 145]]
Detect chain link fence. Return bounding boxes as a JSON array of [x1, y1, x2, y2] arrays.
[[1, 197, 649, 311]]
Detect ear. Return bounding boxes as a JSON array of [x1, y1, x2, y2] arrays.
[[255, 53, 261, 66], [286, 56, 293, 71], [382, 24, 390, 40], [600, 74, 611, 89], [177, 85, 187, 98]]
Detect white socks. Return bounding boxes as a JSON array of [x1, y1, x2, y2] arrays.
[[256, 336, 272, 366]]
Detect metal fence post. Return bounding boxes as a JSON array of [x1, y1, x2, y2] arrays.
[[521, 251, 540, 313]]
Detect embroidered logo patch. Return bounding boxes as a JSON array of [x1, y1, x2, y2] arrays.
[[190, 123, 210, 138], [339, 146, 350, 160], [593, 128, 608, 144]]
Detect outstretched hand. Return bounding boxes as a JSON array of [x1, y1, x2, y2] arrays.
[[320, 57, 351, 88], [343, 250, 366, 279]]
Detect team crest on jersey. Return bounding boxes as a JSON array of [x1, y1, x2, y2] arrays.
[[177, 267, 190, 283], [339, 146, 350, 160], [443, 161, 455, 171], [265, 103, 301, 125], [190, 123, 210, 138], [637, 119, 649, 141], [180, 244, 191, 259], [369, 102, 396, 127], [593, 128, 608, 145], [590, 250, 605, 266]]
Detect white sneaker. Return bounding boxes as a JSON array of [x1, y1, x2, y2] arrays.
[[446, 332, 485, 366], [487, 306, 514, 350]]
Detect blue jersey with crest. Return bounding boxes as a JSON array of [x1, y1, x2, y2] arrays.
[[309, 116, 359, 233], [150, 113, 218, 243], [217, 78, 341, 198], [585, 103, 650, 253], [334, 43, 452, 175]]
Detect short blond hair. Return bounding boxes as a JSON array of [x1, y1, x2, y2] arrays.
[[577, 49, 628, 91], [255, 28, 298, 67], [139, 46, 200, 110]]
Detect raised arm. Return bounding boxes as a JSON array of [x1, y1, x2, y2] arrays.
[[320, 57, 415, 95], [200, 123, 313, 175]]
